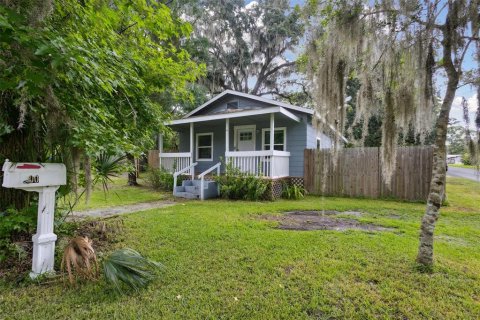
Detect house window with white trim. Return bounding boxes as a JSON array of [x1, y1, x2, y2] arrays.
[[262, 127, 286, 151], [196, 133, 213, 161]]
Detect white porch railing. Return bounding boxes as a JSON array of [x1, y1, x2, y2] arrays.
[[160, 152, 192, 174], [173, 162, 197, 196], [225, 150, 290, 178], [198, 162, 221, 200]]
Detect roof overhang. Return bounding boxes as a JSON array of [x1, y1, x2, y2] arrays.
[[184, 90, 313, 118], [167, 106, 301, 126]]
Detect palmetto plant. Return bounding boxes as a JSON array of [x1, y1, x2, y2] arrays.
[[103, 248, 164, 293], [93, 153, 126, 193]]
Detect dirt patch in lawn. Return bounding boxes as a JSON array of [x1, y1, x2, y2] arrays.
[[262, 210, 394, 232]]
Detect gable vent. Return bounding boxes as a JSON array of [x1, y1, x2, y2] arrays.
[[227, 101, 239, 110]]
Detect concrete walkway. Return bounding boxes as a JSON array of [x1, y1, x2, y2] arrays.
[[69, 200, 176, 220]]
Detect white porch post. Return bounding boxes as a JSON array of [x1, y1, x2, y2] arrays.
[[190, 122, 194, 179], [225, 118, 230, 153], [158, 133, 163, 169], [270, 113, 275, 178]]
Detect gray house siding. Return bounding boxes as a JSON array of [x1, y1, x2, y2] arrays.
[[174, 112, 309, 177]]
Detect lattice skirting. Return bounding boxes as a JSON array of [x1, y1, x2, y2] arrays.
[[266, 177, 305, 200]]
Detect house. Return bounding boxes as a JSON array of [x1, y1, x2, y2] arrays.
[[159, 90, 344, 199], [447, 154, 462, 164]]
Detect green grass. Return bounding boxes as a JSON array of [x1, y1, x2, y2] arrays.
[[1, 178, 480, 319], [449, 163, 477, 169], [60, 176, 171, 211]]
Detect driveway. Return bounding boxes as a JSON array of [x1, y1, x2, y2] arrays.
[[447, 166, 480, 182]]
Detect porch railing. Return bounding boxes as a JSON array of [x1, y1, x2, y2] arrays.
[[159, 152, 192, 175], [225, 150, 290, 178]]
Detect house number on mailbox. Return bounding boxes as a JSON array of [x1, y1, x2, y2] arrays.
[[23, 175, 40, 184]]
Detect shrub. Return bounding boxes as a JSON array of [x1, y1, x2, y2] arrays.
[[215, 163, 269, 201], [462, 153, 472, 165], [0, 206, 37, 263], [281, 183, 306, 200], [145, 167, 174, 191]]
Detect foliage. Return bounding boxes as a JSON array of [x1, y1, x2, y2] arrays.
[[281, 183, 306, 200], [61, 236, 99, 284], [0, 0, 203, 210], [177, 0, 307, 105], [215, 163, 269, 201], [0, 207, 36, 241], [145, 167, 175, 191], [462, 153, 472, 165], [92, 153, 127, 193], [447, 122, 467, 155], [103, 248, 163, 293], [304, 0, 479, 266]]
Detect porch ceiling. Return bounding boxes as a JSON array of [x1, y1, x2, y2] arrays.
[[167, 107, 300, 128]]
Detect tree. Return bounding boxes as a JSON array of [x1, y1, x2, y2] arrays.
[[447, 119, 467, 154], [0, 0, 203, 209], [177, 0, 307, 103], [305, 0, 479, 266]]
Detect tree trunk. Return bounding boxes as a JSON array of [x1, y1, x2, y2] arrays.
[[417, 14, 460, 265], [84, 154, 92, 205], [127, 154, 138, 186]]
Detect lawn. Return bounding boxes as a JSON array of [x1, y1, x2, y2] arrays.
[[60, 176, 171, 212], [1, 178, 479, 319], [450, 163, 477, 169]]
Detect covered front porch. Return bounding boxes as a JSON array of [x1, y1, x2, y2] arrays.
[[159, 107, 299, 179]]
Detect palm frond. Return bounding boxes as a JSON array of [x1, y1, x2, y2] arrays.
[[93, 153, 126, 192], [61, 236, 99, 284], [103, 248, 164, 293]]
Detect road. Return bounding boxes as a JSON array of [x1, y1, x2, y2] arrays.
[[447, 166, 480, 182]]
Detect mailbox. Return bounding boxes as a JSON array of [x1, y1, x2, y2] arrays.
[[2, 159, 66, 278], [2, 161, 66, 190]]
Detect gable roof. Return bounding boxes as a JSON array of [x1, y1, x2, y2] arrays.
[[184, 90, 314, 118]]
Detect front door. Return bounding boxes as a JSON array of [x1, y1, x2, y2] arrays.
[[235, 126, 256, 151]]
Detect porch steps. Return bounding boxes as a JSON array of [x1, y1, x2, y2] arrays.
[[174, 179, 218, 200]]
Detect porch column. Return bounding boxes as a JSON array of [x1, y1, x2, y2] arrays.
[[270, 113, 275, 178], [225, 118, 230, 153], [190, 122, 194, 179], [158, 133, 163, 169]]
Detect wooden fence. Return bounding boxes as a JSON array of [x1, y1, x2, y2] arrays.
[[304, 146, 434, 201], [148, 150, 159, 169]]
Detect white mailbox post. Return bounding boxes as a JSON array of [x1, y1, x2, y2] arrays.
[[2, 159, 66, 278]]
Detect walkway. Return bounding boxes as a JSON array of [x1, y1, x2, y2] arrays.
[[70, 200, 176, 220]]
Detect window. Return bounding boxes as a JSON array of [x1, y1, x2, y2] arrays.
[[196, 133, 213, 161], [316, 138, 321, 149], [239, 132, 253, 141], [262, 127, 286, 151]]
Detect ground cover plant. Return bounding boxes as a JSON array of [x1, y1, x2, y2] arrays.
[[0, 177, 479, 319]]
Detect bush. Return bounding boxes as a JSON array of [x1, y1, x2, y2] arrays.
[[281, 183, 306, 200], [0, 206, 36, 263], [145, 167, 175, 191], [462, 153, 472, 165], [215, 163, 269, 201]]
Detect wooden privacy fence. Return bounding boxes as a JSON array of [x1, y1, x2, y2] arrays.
[[148, 150, 159, 169], [304, 146, 434, 201]]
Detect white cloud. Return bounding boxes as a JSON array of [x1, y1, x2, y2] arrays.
[[450, 93, 478, 128], [451, 94, 478, 112]]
